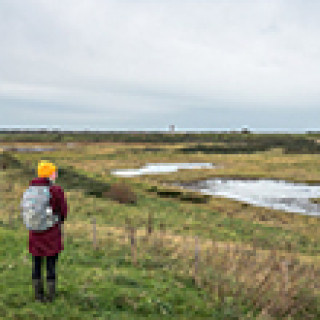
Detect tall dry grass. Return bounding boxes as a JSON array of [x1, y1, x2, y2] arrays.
[[60, 215, 320, 319], [136, 225, 320, 319]]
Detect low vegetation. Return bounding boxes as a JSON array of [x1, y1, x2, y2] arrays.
[[1, 133, 320, 319], [310, 198, 320, 204], [104, 183, 138, 205], [178, 136, 320, 154]]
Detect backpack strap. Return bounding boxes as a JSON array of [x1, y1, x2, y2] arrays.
[[45, 179, 63, 225], [48, 183, 63, 224]]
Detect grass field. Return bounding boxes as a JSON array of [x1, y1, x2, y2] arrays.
[[1, 135, 320, 319]]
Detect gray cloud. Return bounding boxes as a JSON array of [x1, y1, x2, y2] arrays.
[[1, 0, 319, 130]]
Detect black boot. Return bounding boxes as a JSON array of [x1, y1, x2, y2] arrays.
[[32, 279, 45, 303], [46, 279, 56, 302]]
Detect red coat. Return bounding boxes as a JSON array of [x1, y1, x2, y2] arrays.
[[28, 177, 68, 256]]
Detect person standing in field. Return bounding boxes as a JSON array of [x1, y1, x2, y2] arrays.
[[27, 160, 68, 303]]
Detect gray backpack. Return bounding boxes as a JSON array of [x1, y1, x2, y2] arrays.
[[21, 186, 59, 231]]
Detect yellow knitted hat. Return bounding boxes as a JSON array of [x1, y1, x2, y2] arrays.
[[38, 160, 56, 178]]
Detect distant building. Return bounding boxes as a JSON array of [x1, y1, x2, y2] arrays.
[[169, 125, 175, 132], [241, 126, 251, 134]]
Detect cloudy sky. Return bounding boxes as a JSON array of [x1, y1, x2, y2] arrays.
[[1, 0, 319, 132]]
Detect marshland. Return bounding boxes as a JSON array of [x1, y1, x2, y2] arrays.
[[1, 132, 320, 319]]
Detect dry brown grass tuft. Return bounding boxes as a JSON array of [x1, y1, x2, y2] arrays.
[[103, 182, 137, 205]]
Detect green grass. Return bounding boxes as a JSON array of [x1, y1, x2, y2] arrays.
[[2, 139, 320, 319], [0, 220, 258, 319]]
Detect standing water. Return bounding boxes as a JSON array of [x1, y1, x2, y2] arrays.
[[111, 163, 215, 177], [171, 178, 320, 216], [111, 162, 320, 215], [1, 146, 57, 152]]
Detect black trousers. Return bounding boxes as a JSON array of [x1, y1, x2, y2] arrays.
[[32, 254, 59, 281]]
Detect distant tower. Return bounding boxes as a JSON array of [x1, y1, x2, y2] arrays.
[[169, 125, 175, 133]]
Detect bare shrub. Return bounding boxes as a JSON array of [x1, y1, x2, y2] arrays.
[[104, 183, 137, 204]]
